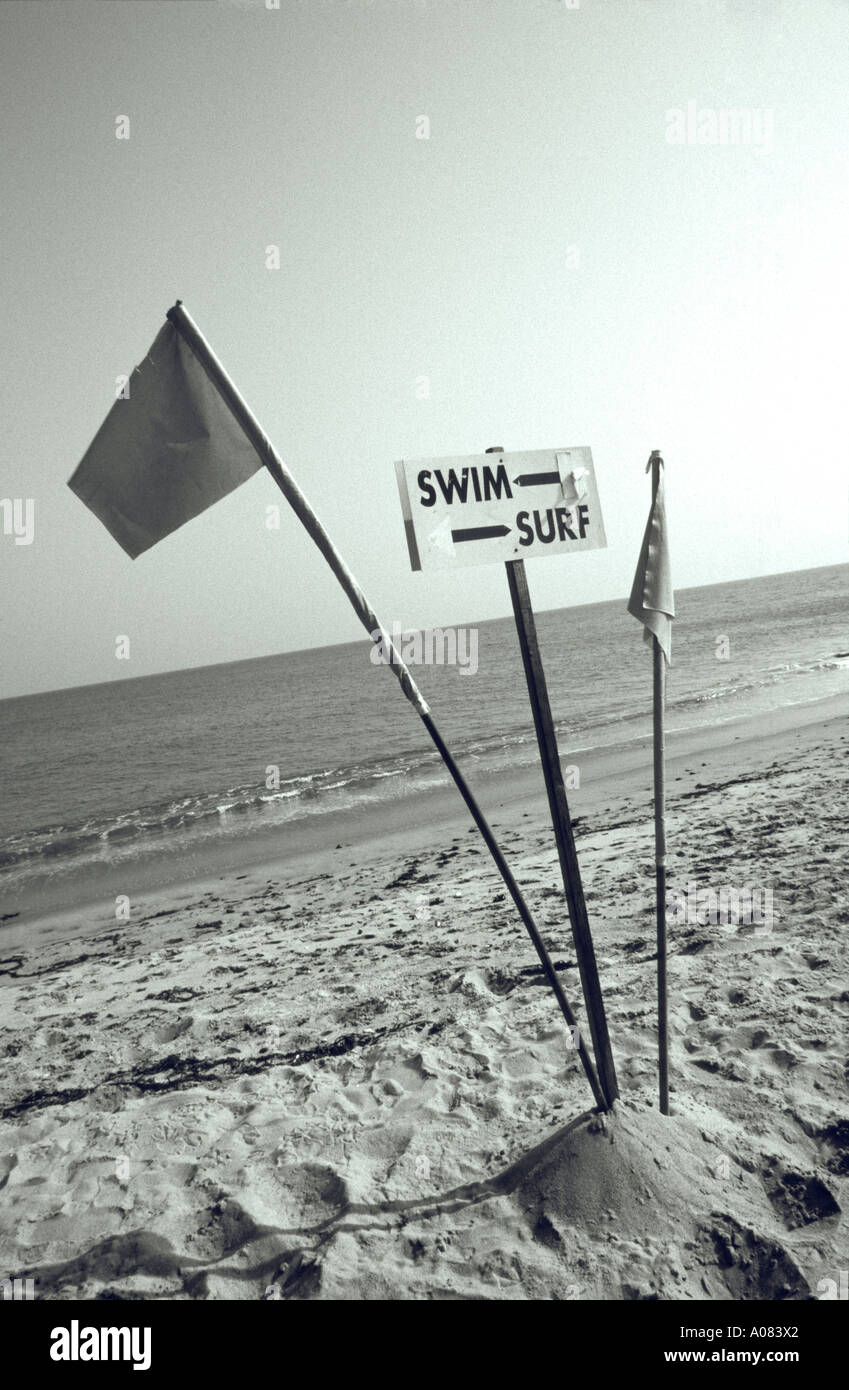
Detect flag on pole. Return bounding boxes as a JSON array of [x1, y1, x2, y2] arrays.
[[629, 449, 673, 1115], [65, 301, 610, 1113], [627, 452, 675, 662], [68, 321, 263, 558]]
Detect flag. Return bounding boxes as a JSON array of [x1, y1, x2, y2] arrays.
[[68, 320, 263, 558], [628, 454, 675, 662]]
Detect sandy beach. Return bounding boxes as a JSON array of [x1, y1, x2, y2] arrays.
[[1, 696, 846, 1301]]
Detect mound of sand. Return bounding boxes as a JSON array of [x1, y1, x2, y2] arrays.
[[508, 1102, 819, 1300]]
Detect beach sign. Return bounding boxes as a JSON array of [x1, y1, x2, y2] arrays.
[[395, 447, 606, 571], [395, 442, 619, 1109]]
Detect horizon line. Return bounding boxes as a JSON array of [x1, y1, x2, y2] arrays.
[[3, 557, 846, 705]]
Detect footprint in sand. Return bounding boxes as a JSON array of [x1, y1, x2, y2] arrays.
[[153, 1016, 194, 1044], [759, 1159, 841, 1230], [271, 1163, 349, 1228], [0, 1153, 18, 1191]]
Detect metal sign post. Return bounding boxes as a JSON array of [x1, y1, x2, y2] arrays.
[[395, 442, 619, 1108]]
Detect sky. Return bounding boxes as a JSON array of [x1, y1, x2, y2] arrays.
[[1, 0, 847, 699]]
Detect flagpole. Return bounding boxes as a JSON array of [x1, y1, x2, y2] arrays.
[[164, 301, 607, 1113], [506, 558, 619, 1107], [649, 451, 670, 1116], [494, 446, 618, 1109]]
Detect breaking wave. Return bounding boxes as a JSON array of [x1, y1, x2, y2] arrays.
[[2, 647, 846, 897]]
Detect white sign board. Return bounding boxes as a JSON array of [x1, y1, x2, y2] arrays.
[[395, 447, 606, 572]]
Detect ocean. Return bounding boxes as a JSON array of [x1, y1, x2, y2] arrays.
[[1, 563, 846, 913]]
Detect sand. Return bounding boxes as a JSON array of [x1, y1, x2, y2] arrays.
[[1, 698, 846, 1301]]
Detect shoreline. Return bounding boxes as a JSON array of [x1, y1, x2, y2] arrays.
[[7, 690, 846, 953]]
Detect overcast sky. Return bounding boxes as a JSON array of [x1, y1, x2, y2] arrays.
[[1, 0, 847, 699]]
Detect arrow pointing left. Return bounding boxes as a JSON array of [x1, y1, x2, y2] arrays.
[[513, 471, 560, 488]]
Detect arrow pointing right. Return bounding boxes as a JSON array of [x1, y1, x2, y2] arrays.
[[451, 524, 511, 543]]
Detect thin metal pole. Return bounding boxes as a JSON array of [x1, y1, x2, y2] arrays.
[[502, 553, 619, 1108], [650, 460, 670, 1115], [164, 302, 606, 1112]]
